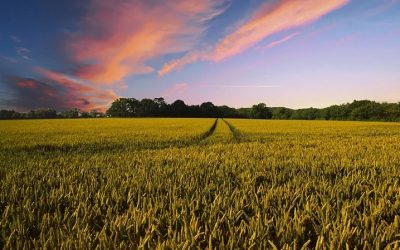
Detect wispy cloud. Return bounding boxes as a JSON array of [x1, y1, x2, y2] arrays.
[[0, 55, 18, 64], [1, 69, 117, 112], [2, 0, 230, 111], [16, 47, 31, 60], [258, 32, 300, 51], [362, 0, 400, 17], [220, 84, 278, 88], [10, 35, 21, 43], [36, 68, 117, 111], [160, 0, 349, 75], [332, 34, 355, 47], [69, 0, 228, 85], [163, 83, 188, 98], [158, 51, 203, 76]]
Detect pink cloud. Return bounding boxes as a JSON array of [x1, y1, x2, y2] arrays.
[[69, 0, 227, 85], [258, 32, 300, 51], [160, 0, 349, 75], [36, 68, 118, 112], [332, 34, 355, 47], [7, 1, 230, 111], [16, 80, 37, 88], [158, 51, 203, 76], [163, 83, 188, 98]]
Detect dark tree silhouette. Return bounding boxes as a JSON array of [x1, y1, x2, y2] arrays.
[[2, 99, 400, 121], [107, 98, 140, 117], [170, 100, 188, 117], [251, 103, 272, 119]]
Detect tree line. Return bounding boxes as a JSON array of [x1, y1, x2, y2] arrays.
[[0, 108, 104, 119], [105, 98, 400, 121], [105, 98, 243, 118], [269, 100, 400, 121], [1, 98, 400, 121]]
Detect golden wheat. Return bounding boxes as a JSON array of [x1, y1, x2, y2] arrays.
[[1, 118, 399, 249]]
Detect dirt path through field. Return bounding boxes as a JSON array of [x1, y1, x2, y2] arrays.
[[221, 119, 242, 142], [199, 118, 236, 145], [11, 118, 235, 155]]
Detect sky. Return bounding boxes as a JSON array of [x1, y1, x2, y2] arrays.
[[0, 0, 399, 112]]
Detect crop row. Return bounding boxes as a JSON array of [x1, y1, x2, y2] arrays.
[[1, 119, 400, 248]]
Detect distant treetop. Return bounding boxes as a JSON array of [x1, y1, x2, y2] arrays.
[[1, 99, 399, 122]]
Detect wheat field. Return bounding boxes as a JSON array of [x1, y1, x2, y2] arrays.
[[1, 118, 400, 249]]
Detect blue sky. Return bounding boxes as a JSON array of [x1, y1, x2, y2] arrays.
[[0, 0, 399, 111]]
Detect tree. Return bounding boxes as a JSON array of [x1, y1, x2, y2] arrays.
[[62, 108, 80, 118], [217, 105, 239, 118], [0, 110, 21, 119], [89, 109, 103, 118], [153, 97, 168, 116], [351, 101, 385, 121], [251, 103, 272, 119], [237, 108, 251, 118], [200, 102, 219, 117], [170, 100, 187, 117], [25, 109, 57, 119], [384, 103, 400, 121], [106, 98, 139, 117], [271, 107, 293, 120], [137, 99, 157, 117]]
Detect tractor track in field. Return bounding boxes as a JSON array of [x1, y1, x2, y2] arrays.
[[11, 119, 221, 155], [8, 118, 251, 157], [221, 119, 242, 142], [197, 118, 218, 142]]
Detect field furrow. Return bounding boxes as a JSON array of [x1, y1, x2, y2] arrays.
[[199, 118, 235, 145], [1, 118, 400, 249], [0, 118, 217, 155], [222, 118, 243, 142]]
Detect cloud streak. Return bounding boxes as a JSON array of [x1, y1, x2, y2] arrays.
[[259, 32, 300, 50], [2, 0, 229, 111], [0, 0, 350, 111], [10, 35, 22, 43], [16, 47, 32, 60], [2, 70, 117, 112], [163, 83, 188, 98], [69, 0, 228, 85], [160, 0, 349, 75], [220, 84, 278, 88]]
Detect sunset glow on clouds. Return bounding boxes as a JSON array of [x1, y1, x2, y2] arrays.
[[259, 32, 301, 50], [1, 0, 228, 110], [70, 0, 227, 84], [159, 0, 349, 75], [1, 0, 400, 111], [37, 68, 118, 111], [163, 83, 189, 99], [3, 68, 117, 112]]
